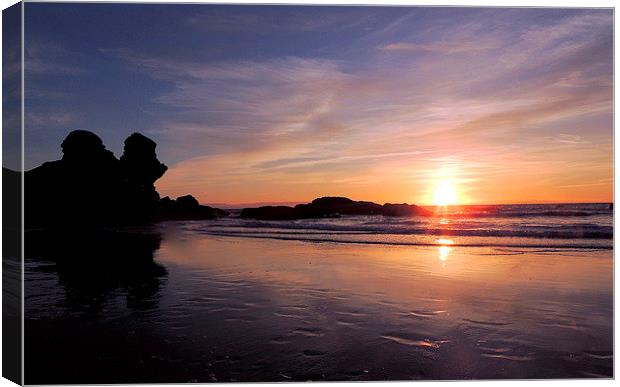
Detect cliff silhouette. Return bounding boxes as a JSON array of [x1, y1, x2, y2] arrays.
[[23, 130, 228, 227], [17, 130, 434, 226]]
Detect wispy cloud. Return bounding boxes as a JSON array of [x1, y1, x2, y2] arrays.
[[379, 38, 498, 54], [105, 49, 353, 158], [26, 112, 75, 127], [185, 8, 377, 33], [25, 40, 85, 76], [47, 7, 613, 204], [557, 134, 588, 145]]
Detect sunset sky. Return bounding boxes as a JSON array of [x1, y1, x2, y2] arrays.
[[23, 5, 613, 205]]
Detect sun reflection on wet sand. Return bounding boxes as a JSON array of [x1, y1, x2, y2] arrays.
[[438, 246, 452, 262], [436, 239, 454, 265], [144, 225, 613, 379], [436, 238, 454, 245]]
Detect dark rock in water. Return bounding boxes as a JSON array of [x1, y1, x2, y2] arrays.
[[240, 206, 298, 220], [198, 206, 229, 219], [176, 194, 200, 209], [383, 203, 433, 217], [295, 196, 383, 218], [157, 194, 229, 220], [240, 197, 433, 220], [309, 196, 355, 207]]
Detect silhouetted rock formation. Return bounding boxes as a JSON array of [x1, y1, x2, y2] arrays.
[[120, 133, 168, 221], [3, 167, 21, 236], [383, 203, 432, 217], [240, 196, 432, 220], [24, 130, 227, 227], [158, 194, 229, 220], [239, 205, 299, 220], [296, 196, 384, 217], [176, 194, 200, 208], [26, 130, 125, 226]]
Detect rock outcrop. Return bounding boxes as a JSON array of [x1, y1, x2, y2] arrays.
[[295, 197, 384, 218], [26, 130, 126, 226], [240, 196, 432, 220], [239, 205, 299, 220], [120, 133, 168, 221], [22, 130, 430, 225], [24, 130, 227, 227], [158, 194, 229, 220], [383, 203, 432, 217]]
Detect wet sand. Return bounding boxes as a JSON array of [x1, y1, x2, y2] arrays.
[[25, 223, 613, 383]]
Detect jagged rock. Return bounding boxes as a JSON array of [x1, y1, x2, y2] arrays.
[[309, 197, 354, 207], [383, 203, 433, 217], [26, 130, 124, 226], [240, 197, 432, 220], [119, 133, 168, 222], [176, 195, 200, 209], [120, 133, 167, 188], [240, 206, 299, 220], [159, 196, 175, 210], [24, 130, 180, 226], [296, 196, 383, 217], [157, 194, 229, 220], [61, 130, 117, 164], [3, 167, 21, 230]]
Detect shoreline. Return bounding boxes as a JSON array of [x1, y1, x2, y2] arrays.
[[24, 223, 613, 382], [181, 230, 615, 250]]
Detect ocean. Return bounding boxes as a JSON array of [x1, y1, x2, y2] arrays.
[[189, 203, 613, 249], [24, 202, 613, 382]]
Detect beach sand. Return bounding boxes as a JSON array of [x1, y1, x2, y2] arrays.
[[24, 222, 613, 383]]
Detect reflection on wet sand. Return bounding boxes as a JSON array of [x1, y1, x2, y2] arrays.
[[151, 224, 612, 380], [436, 238, 454, 264], [25, 228, 167, 312], [25, 228, 171, 384], [24, 223, 613, 382]]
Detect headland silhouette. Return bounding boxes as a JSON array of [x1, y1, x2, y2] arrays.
[[14, 129, 434, 227], [19, 130, 228, 227]]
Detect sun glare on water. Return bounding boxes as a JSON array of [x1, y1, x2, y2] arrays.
[[433, 179, 458, 206]]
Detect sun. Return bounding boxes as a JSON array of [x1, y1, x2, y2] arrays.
[[433, 179, 458, 206]]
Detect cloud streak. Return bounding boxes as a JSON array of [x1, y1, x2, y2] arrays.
[[25, 5, 613, 205]]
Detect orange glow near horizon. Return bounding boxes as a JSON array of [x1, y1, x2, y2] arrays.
[[156, 149, 612, 207], [25, 7, 612, 208]]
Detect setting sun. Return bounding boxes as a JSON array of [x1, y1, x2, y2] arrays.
[[433, 180, 458, 206]]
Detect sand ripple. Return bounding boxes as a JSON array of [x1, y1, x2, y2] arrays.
[[380, 334, 449, 349]]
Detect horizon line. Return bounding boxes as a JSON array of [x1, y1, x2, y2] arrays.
[[203, 199, 614, 208]]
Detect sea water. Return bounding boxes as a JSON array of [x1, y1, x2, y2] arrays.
[[24, 203, 613, 382]]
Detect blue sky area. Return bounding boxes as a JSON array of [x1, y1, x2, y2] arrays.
[[22, 4, 613, 205]]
